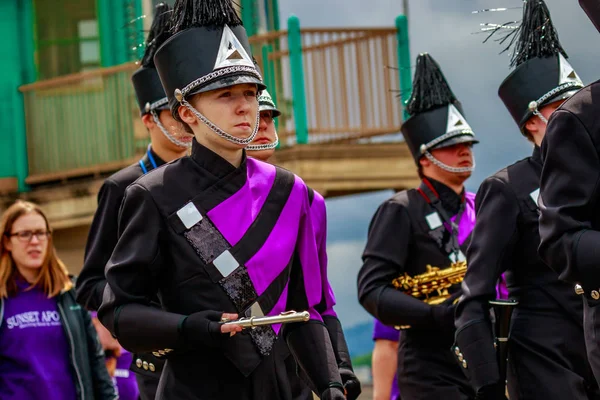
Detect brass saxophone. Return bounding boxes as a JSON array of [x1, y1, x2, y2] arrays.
[[392, 260, 467, 306]]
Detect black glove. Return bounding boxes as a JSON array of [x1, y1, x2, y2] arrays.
[[181, 310, 230, 348], [475, 383, 508, 400], [340, 367, 361, 400], [321, 387, 347, 400]]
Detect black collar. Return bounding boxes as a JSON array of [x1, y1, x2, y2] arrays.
[[419, 177, 464, 216], [140, 146, 166, 172], [190, 138, 240, 180]]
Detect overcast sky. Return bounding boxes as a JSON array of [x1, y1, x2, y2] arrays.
[[274, 0, 600, 328]]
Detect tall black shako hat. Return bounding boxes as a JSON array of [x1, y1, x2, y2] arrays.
[[131, 3, 172, 115], [579, 0, 600, 34], [154, 0, 266, 145], [498, 0, 584, 131], [401, 53, 478, 165]]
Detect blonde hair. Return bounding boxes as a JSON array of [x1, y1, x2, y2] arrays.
[[0, 200, 72, 298]]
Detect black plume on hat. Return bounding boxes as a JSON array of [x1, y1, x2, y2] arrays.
[[508, 0, 568, 67], [172, 0, 242, 33], [406, 53, 458, 116], [141, 3, 173, 68]]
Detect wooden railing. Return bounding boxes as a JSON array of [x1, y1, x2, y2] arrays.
[[18, 24, 406, 184], [250, 26, 403, 146], [19, 63, 147, 184]]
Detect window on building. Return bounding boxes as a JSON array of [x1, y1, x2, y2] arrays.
[[34, 0, 100, 80]]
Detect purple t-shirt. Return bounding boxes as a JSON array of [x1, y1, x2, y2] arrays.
[[0, 280, 77, 400], [113, 348, 139, 400], [89, 311, 139, 400], [372, 319, 400, 400]]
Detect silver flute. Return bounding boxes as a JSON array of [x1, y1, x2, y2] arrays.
[[221, 310, 310, 329]]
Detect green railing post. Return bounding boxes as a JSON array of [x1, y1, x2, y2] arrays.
[[287, 15, 308, 145], [98, 0, 142, 67], [97, 0, 115, 66], [12, 0, 36, 192], [261, 44, 278, 128], [268, 0, 281, 31], [241, 0, 257, 36], [395, 15, 412, 121], [132, 0, 144, 61]]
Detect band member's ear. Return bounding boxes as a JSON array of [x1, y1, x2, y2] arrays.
[[419, 156, 431, 169], [141, 113, 156, 130], [178, 104, 196, 126]]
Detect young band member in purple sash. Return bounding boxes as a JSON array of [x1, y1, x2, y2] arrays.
[[358, 53, 478, 400], [455, 2, 599, 399], [0, 201, 116, 400], [75, 4, 192, 399], [247, 90, 361, 399], [98, 0, 346, 398]]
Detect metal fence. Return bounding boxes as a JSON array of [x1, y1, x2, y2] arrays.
[[250, 26, 402, 147]]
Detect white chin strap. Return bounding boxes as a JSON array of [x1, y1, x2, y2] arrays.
[[246, 131, 279, 151], [151, 111, 192, 149], [423, 151, 475, 174], [180, 98, 259, 146]]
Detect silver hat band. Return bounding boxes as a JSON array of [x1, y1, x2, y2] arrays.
[[175, 65, 263, 102], [419, 129, 475, 154], [145, 97, 169, 114], [151, 111, 192, 149], [527, 81, 584, 125], [179, 98, 259, 146]]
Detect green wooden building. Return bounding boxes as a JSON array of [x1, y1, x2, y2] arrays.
[[0, 0, 279, 193]]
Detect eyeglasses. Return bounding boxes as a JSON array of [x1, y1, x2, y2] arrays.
[[7, 230, 51, 243]]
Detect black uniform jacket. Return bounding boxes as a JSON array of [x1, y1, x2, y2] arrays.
[[76, 149, 166, 387], [539, 80, 600, 305], [455, 147, 583, 389]]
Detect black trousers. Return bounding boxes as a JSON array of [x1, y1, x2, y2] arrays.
[[397, 330, 475, 400], [584, 298, 600, 392], [508, 306, 599, 400], [135, 373, 160, 400], [155, 336, 311, 400]]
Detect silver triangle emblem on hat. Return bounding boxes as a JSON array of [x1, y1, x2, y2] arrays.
[[446, 104, 472, 134], [558, 53, 583, 86], [214, 25, 254, 70]]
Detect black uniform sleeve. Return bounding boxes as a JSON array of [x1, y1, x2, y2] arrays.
[[357, 200, 438, 329], [76, 179, 123, 311], [98, 183, 187, 353], [539, 109, 600, 291], [454, 176, 519, 392], [323, 316, 361, 400], [283, 321, 345, 399]]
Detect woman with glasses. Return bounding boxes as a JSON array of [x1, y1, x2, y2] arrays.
[[0, 200, 117, 400]]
